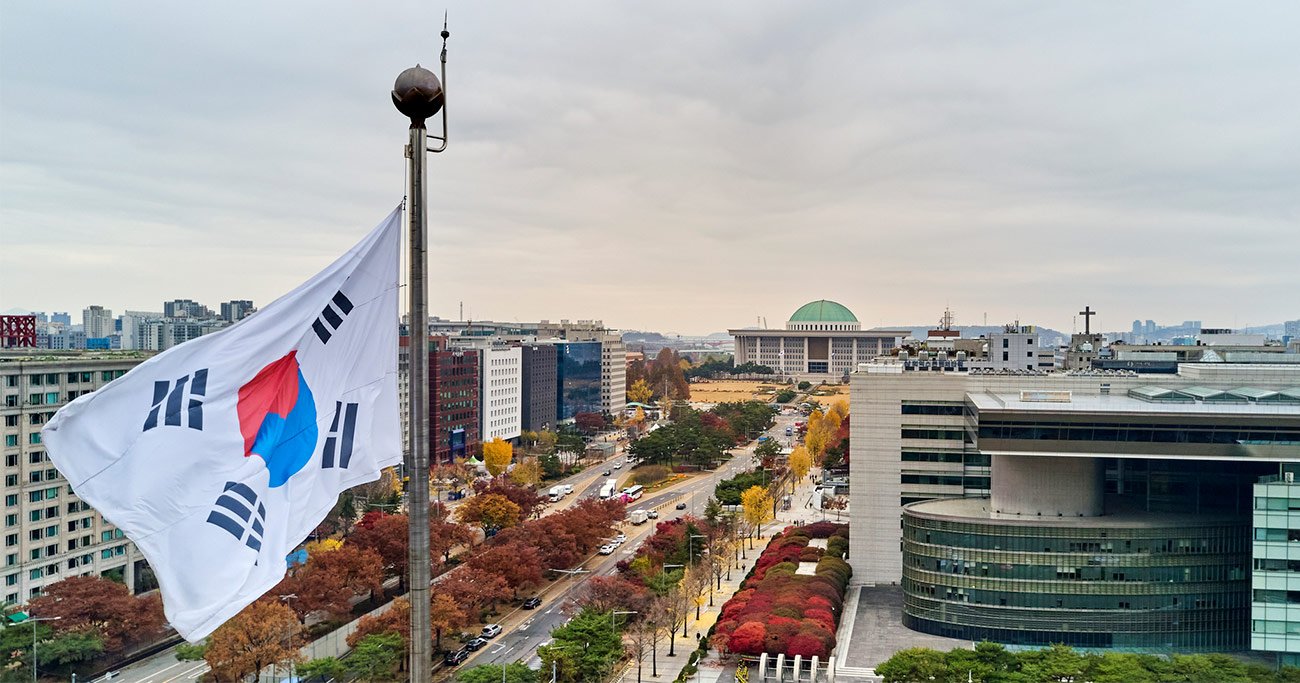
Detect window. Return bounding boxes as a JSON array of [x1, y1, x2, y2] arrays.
[[30, 375, 42, 387], [1002, 351, 1009, 362], [2, 435, 14, 448], [28, 471, 42, 484], [3, 534, 15, 547], [3, 476, 14, 487], [2, 415, 15, 427], [3, 396, 15, 407], [3, 376, 16, 387], [28, 433, 41, 445], [44, 392, 57, 405], [101, 549, 113, 560], [4, 495, 15, 508], [4, 454, 15, 467], [28, 452, 43, 464], [44, 374, 57, 384], [3, 515, 13, 527], [1002, 338, 1009, 348], [28, 492, 42, 503], [4, 574, 15, 586], [29, 568, 42, 580]]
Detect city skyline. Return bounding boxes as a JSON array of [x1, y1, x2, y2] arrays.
[[3, 3, 1299, 335]]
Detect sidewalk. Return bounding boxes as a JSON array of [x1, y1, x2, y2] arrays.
[[618, 468, 827, 683]]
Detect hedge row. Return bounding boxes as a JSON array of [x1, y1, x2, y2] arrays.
[[711, 522, 850, 660]]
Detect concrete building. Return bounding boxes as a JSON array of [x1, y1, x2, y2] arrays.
[[730, 300, 909, 381], [220, 300, 256, 323], [451, 339, 521, 443], [850, 360, 1300, 654], [1, 351, 153, 604], [81, 306, 113, 341], [163, 299, 211, 319], [968, 325, 1047, 372], [520, 343, 557, 433]]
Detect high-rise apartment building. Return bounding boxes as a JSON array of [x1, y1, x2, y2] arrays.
[[82, 306, 114, 341], [0, 351, 152, 605], [220, 300, 256, 323], [163, 299, 211, 319]]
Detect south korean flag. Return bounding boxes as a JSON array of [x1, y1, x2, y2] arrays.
[[42, 206, 403, 641]]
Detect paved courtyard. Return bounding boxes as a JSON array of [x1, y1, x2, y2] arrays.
[[839, 585, 971, 671]]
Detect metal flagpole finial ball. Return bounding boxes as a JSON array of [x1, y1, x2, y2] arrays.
[[392, 64, 443, 127]]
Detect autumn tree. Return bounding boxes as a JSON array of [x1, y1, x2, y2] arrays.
[[574, 575, 653, 615], [574, 411, 605, 435], [305, 537, 343, 555], [456, 493, 523, 535], [440, 566, 512, 615], [204, 600, 304, 682], [509, 456, 542, 487], [430, 592, 468, 652], [473, 477, 547, 519], [275, 544, 384, 620], [348, 511, 410, 587], [788, 445, 813, 483], [741, 485, 774, 548], [27, 575, 165, 652], [482, 437, 514, 477], [349, 597, 410, 648], [627, 378, 653, 405], [466, 541, 545, 598]]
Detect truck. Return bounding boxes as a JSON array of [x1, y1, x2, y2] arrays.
[[599, 479, 618, 499], [628, 510, 649, 525], [548, 486, 564, 503]]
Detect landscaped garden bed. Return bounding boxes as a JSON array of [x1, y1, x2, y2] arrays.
[[710, 521, 850, 660]]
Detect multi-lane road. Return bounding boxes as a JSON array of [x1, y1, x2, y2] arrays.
[[106, 411, 801, 683]]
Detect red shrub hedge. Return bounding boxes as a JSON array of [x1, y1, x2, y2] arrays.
[[711, 522, 850, 658]]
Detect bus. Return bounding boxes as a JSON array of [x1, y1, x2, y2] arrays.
[[621, 485, 644, 502]]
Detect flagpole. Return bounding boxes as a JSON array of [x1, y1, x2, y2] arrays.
[[393, 30, 447, 680]]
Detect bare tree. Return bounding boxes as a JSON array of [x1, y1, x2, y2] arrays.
[[661, 583, 691, 657], [625, 600, 667, 683]]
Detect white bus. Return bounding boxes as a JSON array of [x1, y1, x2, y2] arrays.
[[621, 485, 644, 502]]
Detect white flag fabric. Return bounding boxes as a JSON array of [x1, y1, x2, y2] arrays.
[[42, 206, 403, 641]]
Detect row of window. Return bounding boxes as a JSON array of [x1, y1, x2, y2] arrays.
[[901, 403, 965, 416], [901, 428, 965, 441], [976, 421, 1300, 445]]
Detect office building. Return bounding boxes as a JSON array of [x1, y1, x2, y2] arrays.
[[537, 320, 627, 416], [450, 339, 521, 443], [730, 300, 909, 380], [555, 341, 602, 420], [399, 337, 480, 464], [520, 343, 558, 433], [850, 360, 1300, 654], [1, 351, 153, 604], [163, 299, 211, 319]]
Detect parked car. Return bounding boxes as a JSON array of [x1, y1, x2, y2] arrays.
[[675, 501, 688, 510], [522, 596, 543, 609], [465, 637, 489, 651], [481, 624, 503, 638], [599, 544, 615, 555], [612, 533, 627, 544], [444, 648, 469, 666]]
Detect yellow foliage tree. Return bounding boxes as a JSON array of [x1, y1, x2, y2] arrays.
[[740, 485, 774, 545], [509, 457, 542, 486], [788, 445, 812, 482], [305, 538, 343, 556], [830, 398, 849, 421], [482, 437, 513, 477], [628, 378, 654, 405], [633, 406, 646, 424]]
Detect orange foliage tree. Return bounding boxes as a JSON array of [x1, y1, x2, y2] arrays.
[[204, 600, 304, 682], [27, 575, 165, 653]]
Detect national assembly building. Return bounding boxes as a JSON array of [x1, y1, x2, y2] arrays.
[[729, 300, 910, 381], [849, 360, 1300, 662]]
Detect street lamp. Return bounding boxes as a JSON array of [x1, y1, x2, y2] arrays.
[[13, 613, 60, 683], [611, 610, 637, 632]]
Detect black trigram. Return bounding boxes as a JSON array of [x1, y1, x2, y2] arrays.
[[143, 369, 208, 432], [311, 290, 354, 344], [206, 481, 266, 552], [322, 401, 359, 469]]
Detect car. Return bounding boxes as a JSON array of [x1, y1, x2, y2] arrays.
[[599, 544, 615, 555], [481, 624, 503, 638], [522, 596, 543, 609], [675, 501, 688, 510], [613, 461, 623, 469], [465, 637, 489, 651], [613, 533, 627, 544], [444, 648, 469, 666], [647, 509, 659, 519], [602, 470, 611, 476]]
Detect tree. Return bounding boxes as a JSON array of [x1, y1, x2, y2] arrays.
[[473, 477, 547, 519], [467, 542, 545, 598], [430, 592, 468, 652], [482, 437, 514, 477], [175, 642, 207, 661], [298, 657, 348, 680], [874, 647, 949, 683], [33, 629, 103, 668], [305, 537, 343, 555], [275, 544, 385, 621], [346, 632, 403, 682], [575, 575, 653, 615], [27, 574, 166, 652], [788, 445, 812, 483], [348, 510, 411, 588], [509, 456, 543, 486], [458, 663, 538, 683], [575, 411, 606, 435], [539, 607, 626, 683], [456, 493, 523, 535], [349, 597, 410, 648], [741, 485, 774, 547], [204, 600, 304, 682], [627, 378, 653, 404]]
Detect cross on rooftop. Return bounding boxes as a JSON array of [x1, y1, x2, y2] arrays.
[[1079, 306, 1096, 335]]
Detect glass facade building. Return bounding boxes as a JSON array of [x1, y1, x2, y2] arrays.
[[555, 341, 601, 420], [1252, 474, 1300, 666], [902, 497, 1251, 650]]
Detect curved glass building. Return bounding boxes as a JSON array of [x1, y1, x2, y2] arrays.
[[901, 497, 1251, 650]]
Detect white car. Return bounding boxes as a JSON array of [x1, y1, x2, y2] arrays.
[[613, 461, 623, 469], [613, 533, 627, 544], [599, 544, 615, 555]]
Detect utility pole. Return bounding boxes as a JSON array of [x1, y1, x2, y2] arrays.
[[391, 20, 450, 683]]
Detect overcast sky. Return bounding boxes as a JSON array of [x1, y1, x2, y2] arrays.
[[2, 2, 1297, 335]]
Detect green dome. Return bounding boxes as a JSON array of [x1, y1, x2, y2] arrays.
[[788, 300, 858, 323]]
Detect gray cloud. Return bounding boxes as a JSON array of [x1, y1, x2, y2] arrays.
[[2, 1, 1297, 334]]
